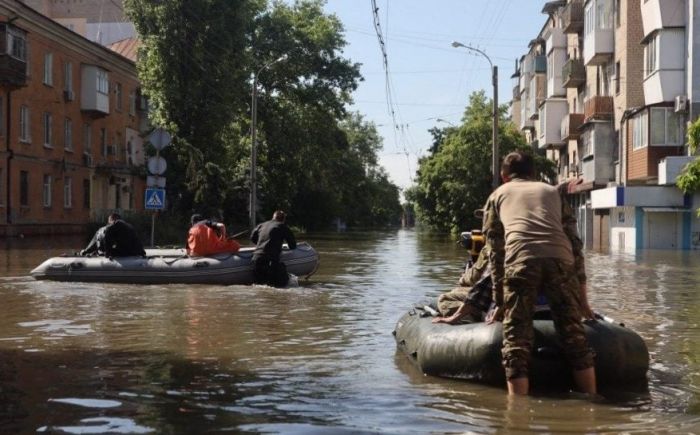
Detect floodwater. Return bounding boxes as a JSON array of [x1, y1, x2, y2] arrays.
[[1, 229, 700, 433]]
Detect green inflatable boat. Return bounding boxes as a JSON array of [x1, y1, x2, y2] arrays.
[[393, 305, 649, 389]]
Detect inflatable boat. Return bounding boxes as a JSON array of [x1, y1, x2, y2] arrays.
[[30, 242, 319, 285], [394, 305, 649, 388]]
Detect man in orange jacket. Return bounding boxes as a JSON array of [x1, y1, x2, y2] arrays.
[[187, 214, 240, 257]]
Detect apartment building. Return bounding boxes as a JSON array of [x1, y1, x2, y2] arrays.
[[0, 0, 146, 236], [512, 0, 700, 251]]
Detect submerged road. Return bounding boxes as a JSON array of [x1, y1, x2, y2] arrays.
[[1, 230, 699, 433]]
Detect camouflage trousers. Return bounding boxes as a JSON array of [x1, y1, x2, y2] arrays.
[[501, 257, 595, 380], [437, 277, 493, 319]]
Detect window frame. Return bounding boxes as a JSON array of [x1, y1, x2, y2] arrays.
[[42, 174, 52, 207], [64, 117, 73, 151], [63, 176, 72, 208], [43, 111, 53, 148], [650, 107, 683, 146], [19, 170, 29, 207], [19, 105, 30, 142], [43, 52, 53, 86]]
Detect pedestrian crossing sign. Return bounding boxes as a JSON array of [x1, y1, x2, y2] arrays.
[[145, 188, 166, 210]]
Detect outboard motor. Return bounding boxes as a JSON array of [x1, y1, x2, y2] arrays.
[[459, 230, 485, 263]]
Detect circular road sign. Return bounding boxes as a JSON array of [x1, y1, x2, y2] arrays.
[[147, 156, 167, 175]]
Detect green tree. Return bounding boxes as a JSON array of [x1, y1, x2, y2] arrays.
[[677, 118, 700, 217], [125, 0, 257, 216], [407, 91, 555, 233]]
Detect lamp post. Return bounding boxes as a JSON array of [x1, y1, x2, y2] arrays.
[[435, 118, 456, 127], [451, 41, 499, 190], [250, 54, 288, 228]]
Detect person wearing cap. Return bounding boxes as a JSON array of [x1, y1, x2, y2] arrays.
[[187, 214, 240, 256], [482, 150, 595, 396], [250, 210, 297, 287]]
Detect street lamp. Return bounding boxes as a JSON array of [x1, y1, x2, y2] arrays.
[[451, 40, 499, 190], [250, 54, 288, 228], [435, 118, 456, 127]]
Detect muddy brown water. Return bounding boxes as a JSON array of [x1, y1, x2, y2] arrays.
[[1, 230, 699, 433]]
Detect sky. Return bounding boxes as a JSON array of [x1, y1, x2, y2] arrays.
[[321, 0, 547, 195]]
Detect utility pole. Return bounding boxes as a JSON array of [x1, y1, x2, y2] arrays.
[[452, 41, 500, 190]]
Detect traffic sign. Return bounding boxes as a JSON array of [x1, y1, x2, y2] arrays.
[[147, 175, 166, 188], [147, 156, 167, 175], [145, 188, 166, 210], [148, 128, 172, 151]]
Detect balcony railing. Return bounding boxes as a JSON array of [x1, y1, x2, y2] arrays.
[[561, 113, 584, 141], [0, 55, 27, 89], [584, 96, 613, 121], [562, 0, 584, 34], [562, 58, 585, 88]]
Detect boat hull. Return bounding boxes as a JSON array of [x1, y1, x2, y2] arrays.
[[394, 307, 649, 388], [30, 243, 319, 285]]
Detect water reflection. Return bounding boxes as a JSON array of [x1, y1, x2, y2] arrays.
[[0, 230, 699, 432]]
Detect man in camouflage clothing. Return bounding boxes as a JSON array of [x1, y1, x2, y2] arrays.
[[483, 151, 596, 396]]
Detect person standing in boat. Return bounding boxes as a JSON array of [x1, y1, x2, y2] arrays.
[[250, 210, 297, 287], [103, 213, 147, 258], [483, 151, 596, 396], [187, 214, 241, 256]]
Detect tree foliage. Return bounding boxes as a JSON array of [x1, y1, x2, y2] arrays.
[[124, 0, 401, 229], [406, 91, 556, 233], [676, 117, 700, 216]]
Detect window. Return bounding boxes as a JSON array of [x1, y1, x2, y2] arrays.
[[42, 174, 52, 207], [100, 127, 107, 156], [115, 82, 122, 111], [43, 112, 52, 147], [64, 61, 73, 92], [0, 168, 3, 205], [20, 171, 29, 206], [129, 91, 136, 115], [63, 176, 72, 208], [84, 123, 92, 153], [19, 105, 30, 142], [115, 132, 122, 160], [64, 118, 73, 151], [582, 131, 593, 157], [650, 107, 683, 146], [632, 111, 648, 150], [584, 2, 594, 36], [97, 69, 109, 95], [83, 179, 91, 209], [43, 52, 53, 86], [0, 97, 3, 137], [615, 62, 621, 95], [7, 27, 27, 61], [596, 0, 613, 30], [615, 0, 620, 27], [645, 35, 657, 76]]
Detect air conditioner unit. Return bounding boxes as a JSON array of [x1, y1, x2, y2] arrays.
[[675, 95, 688, 113], [63, 90, 75, 102]]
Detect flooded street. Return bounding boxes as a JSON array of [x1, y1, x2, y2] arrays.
[[1, 230, 700, 433]]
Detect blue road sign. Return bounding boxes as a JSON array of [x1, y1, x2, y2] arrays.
[[145, 188, 166, 210]]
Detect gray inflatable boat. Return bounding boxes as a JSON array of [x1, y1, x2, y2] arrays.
[[30, 242, 319, 285], [394, 305, 649, 388]]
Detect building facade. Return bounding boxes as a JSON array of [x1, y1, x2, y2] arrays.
[[512, 0, 700, 251], [1, 0, 146, 236]]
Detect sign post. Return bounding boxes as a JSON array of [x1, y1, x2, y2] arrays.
[[146, 128, 171, 247]]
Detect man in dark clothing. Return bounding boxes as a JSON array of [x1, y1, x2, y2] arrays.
[[251, 210, 297, 287], [102, 213, 146, 258]]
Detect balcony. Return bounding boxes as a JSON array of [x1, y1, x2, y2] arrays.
[[538, 98, 568, 148], [641, 0, 685, 40], [513, 84, 520, 101], [582, 0, 614, 66], [81, 65, 110, 116], [0, 24, 28, 89], [580, 123, 616, 185], [528, 75, 546, 120], [561, 113, 584, 141], [562, 58, 585, 88], [659, 156, 697, 185], [533, 55, 547, 74], [584, 96, 613, 122], [547, 49, 567, 97], [562, 0, 584, 34]]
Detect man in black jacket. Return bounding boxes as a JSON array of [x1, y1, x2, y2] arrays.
[[250, 210, 297, 287]]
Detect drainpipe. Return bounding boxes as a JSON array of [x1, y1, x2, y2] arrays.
[[5, 90, 11, 225]]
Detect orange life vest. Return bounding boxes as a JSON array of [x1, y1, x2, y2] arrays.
[[187, 223, 240, 256]]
